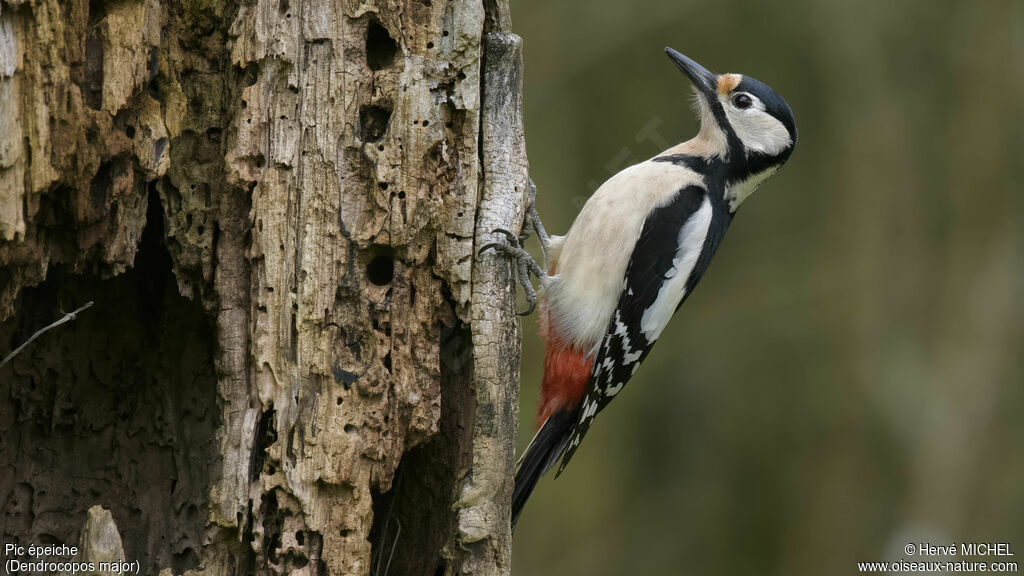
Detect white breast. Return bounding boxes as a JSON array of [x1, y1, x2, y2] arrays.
[[542, 159, 703, 350]]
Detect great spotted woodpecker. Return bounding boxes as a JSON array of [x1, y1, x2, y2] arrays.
[[482, 48, 797, 526]]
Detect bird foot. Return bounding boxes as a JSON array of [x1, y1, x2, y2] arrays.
[[479, 228, 546, 316], [522, 179, 551, 258]]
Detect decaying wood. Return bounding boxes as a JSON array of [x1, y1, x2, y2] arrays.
[[0, 0, 528, 573], [452, 31, 528, 575]]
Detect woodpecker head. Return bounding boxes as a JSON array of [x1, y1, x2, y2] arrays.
[[665, 47, 796, 210]]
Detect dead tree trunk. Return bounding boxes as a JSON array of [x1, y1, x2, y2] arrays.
[[0, 0, 527, 573]]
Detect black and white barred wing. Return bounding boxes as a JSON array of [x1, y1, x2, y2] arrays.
[[557, 186, 714, 475]]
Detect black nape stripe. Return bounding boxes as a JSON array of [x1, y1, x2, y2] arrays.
[[652, 153, 710, 173], [654, 146, 791, 203]]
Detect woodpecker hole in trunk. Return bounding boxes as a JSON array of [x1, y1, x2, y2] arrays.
[[366, 18, 398, 71], [360, 104, 393, 143], [366, 249, 395, 286], [0, 187, 218, 575]]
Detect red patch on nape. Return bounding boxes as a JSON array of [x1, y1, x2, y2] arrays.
[[535, 334, 593, 429]]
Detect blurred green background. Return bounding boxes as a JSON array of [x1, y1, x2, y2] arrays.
[[510, 1, 1024, 574]]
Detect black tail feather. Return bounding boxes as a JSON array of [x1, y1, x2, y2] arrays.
[[512, 409, 576, 528]]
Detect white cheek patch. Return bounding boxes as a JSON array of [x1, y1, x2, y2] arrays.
[[724, 106, 792, 156]]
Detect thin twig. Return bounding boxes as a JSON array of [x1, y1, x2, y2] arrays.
[[0, 301, 94, 369], [383, 517, 400, 576]]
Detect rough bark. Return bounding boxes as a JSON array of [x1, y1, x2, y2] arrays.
[[0, 0, 527, 573]]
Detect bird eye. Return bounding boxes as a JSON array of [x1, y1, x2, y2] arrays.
[[733, 93, 753, 109]]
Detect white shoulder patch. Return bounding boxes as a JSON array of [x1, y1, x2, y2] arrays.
[[639, 194, 713, 341]]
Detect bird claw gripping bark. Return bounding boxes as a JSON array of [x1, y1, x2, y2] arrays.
[[478, 179, 552, 316], [479, 228, 545, 316], [523, 179, 551, 257]]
